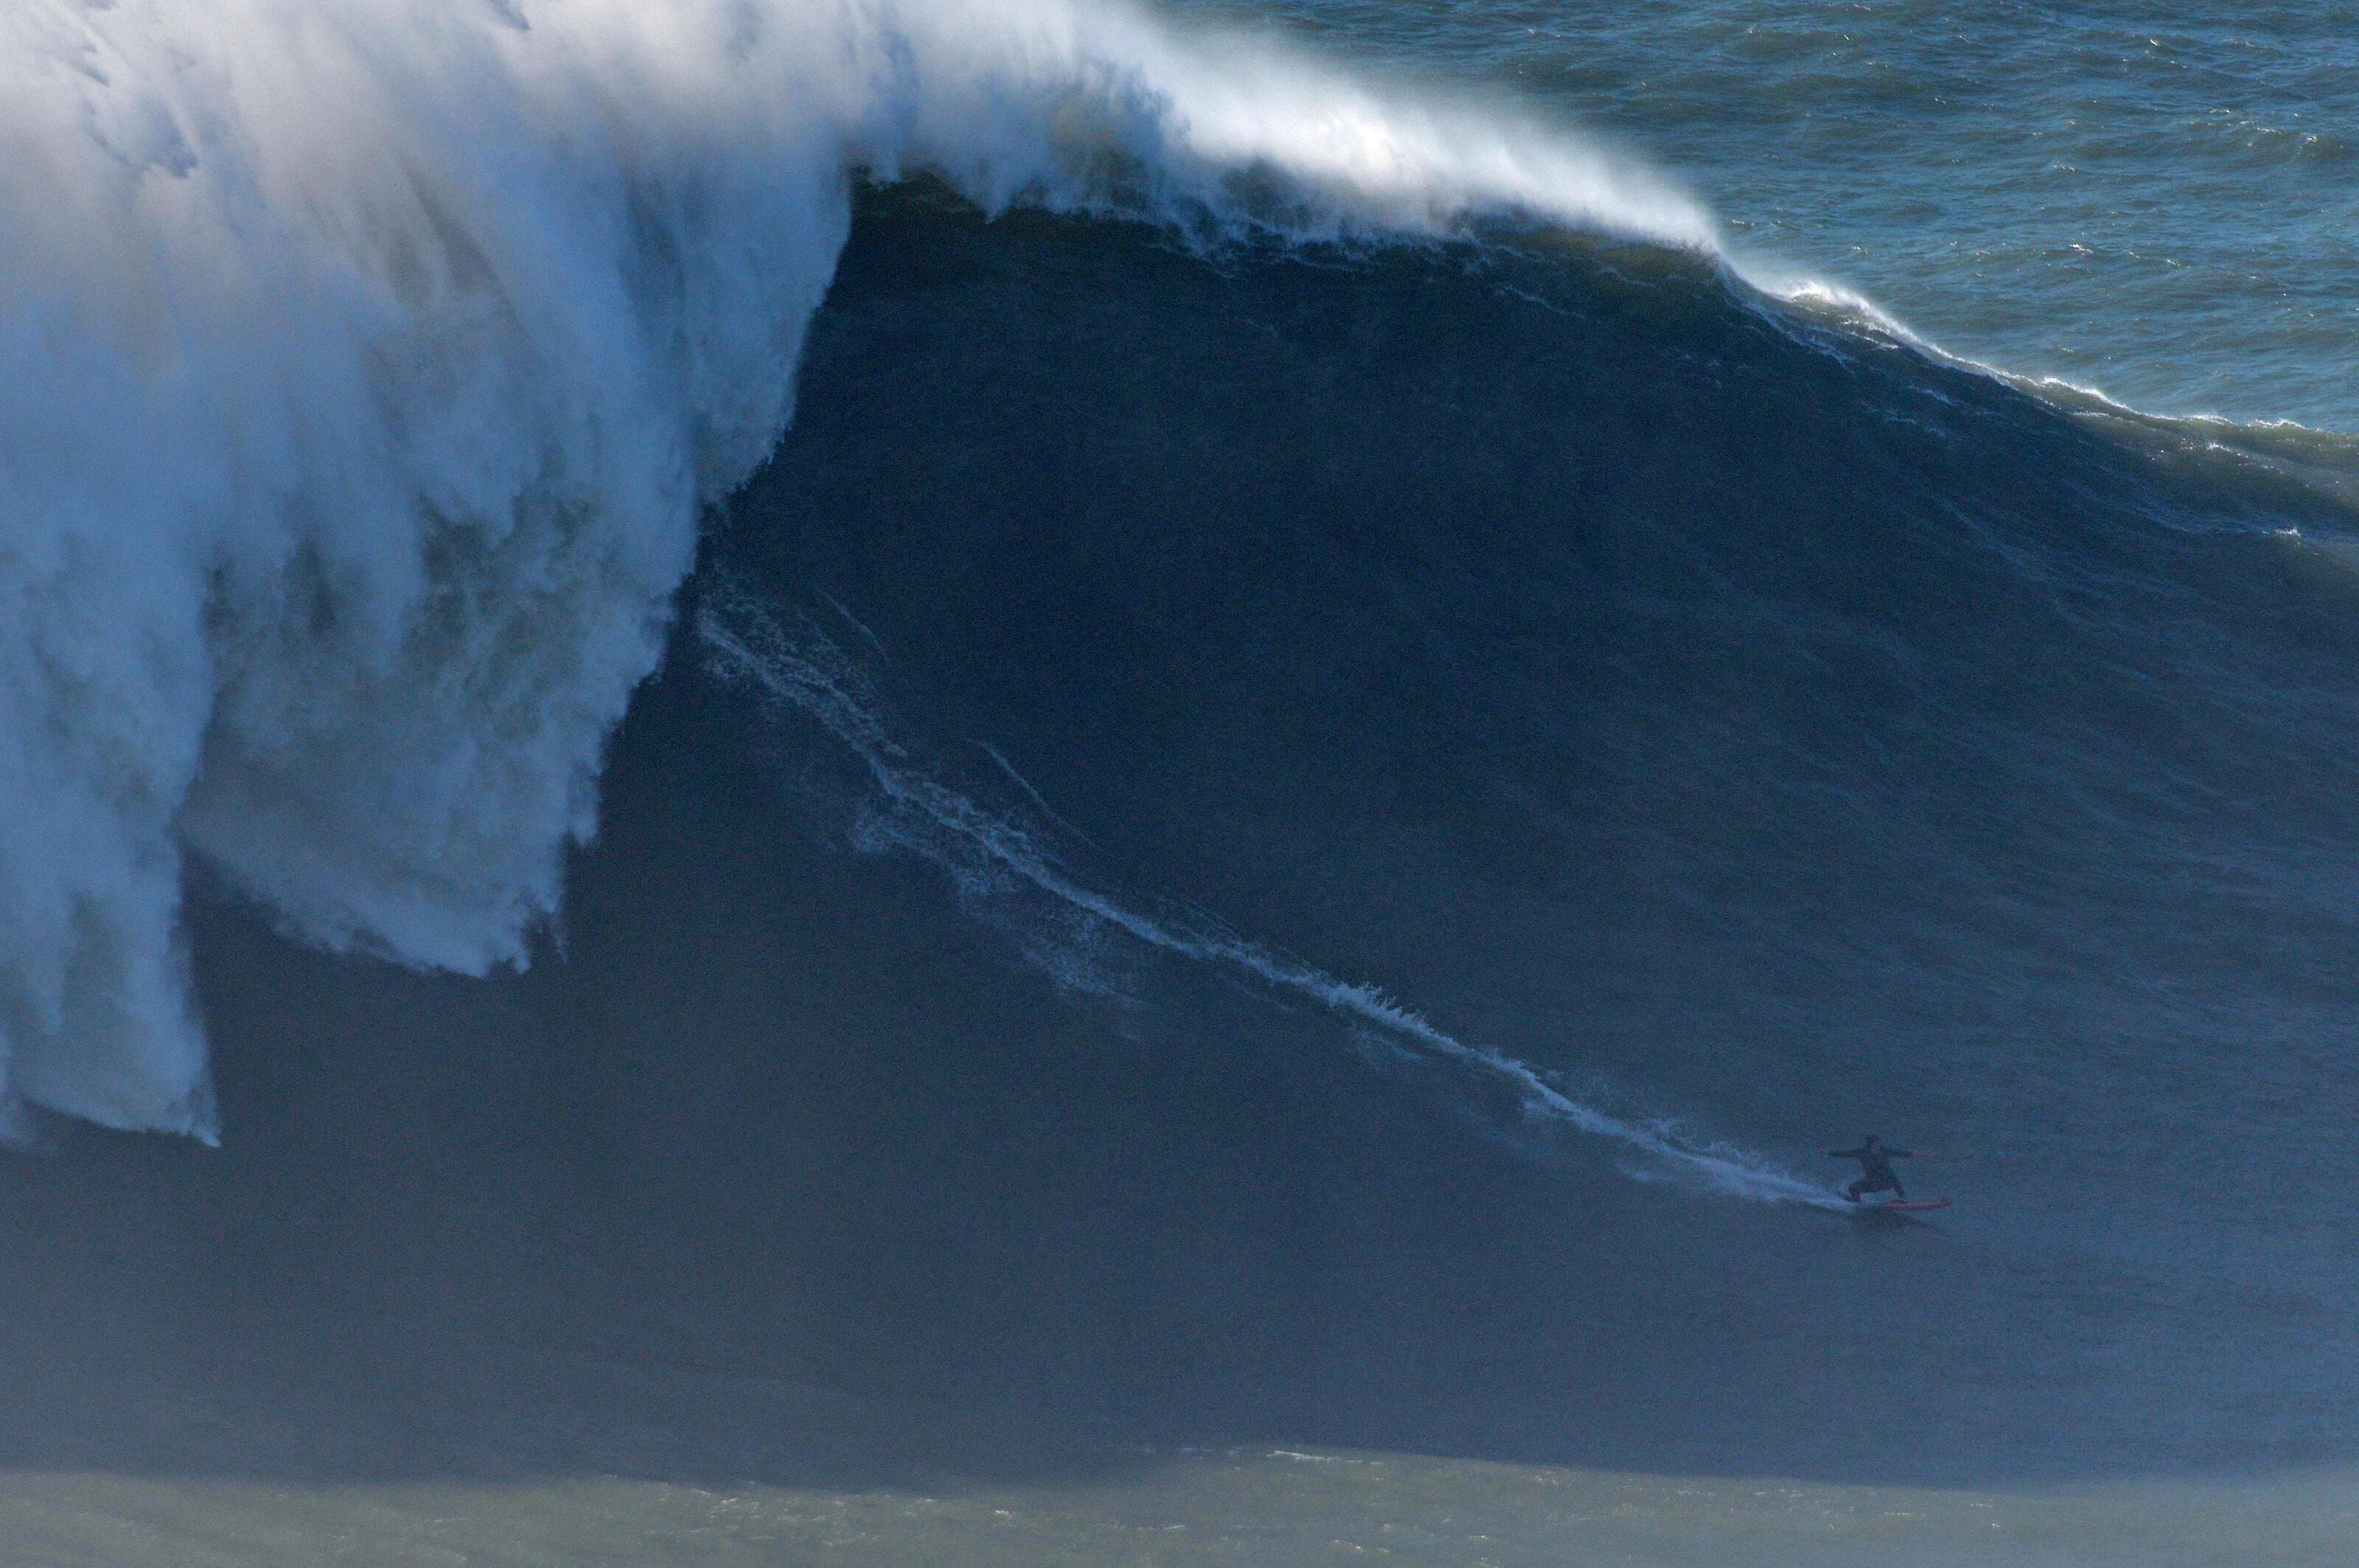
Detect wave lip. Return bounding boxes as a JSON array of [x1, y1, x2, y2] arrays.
[[0, 0, 1730, 1139], [1742, 262, 2359, 504]]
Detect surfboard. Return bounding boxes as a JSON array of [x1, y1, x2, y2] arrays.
[[1858, 1196, 1949, 1213]]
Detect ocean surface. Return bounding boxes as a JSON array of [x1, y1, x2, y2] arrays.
[[3, 1, 2357, 1562]]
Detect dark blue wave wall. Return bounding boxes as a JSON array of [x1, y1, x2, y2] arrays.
[[732, 181, 2359, 1138], [10, 182, 2359, 1493]]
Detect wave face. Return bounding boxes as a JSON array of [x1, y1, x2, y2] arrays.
[[695, 578, 1841, 1207], [722, 182, 2359, 1227], [538, 187, 2359, 1468], [0, 0, 1712, 1137]]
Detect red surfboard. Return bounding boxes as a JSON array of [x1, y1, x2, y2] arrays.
[[1870, 1197, 1950, 1213]]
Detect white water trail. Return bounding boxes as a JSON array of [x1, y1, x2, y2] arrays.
[[697, 585, 1837, 1208]]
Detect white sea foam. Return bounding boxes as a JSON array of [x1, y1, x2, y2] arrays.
[[698, 586, 1839, 1208], [0, 0, 1725, 1139]]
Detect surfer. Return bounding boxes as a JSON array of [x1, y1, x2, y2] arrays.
[[1823, 1135, 1931, 1202]]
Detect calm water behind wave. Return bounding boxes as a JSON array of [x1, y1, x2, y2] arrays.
[[1165, 0, 2359, 431]]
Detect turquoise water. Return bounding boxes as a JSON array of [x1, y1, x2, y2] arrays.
[[1168, 0, 2359, 431]]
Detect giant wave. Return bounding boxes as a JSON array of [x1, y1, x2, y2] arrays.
[[4, 35, 2358, 1485]]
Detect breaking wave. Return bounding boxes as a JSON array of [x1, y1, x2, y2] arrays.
[[0, 0, 1715, 1137]]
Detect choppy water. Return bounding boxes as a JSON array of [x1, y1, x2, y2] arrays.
[[4, 1, 2357, 1563], [1169, 0, 2359, 430]]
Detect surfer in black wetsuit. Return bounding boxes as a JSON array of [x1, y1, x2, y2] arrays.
[[1823, 1135, 1931, 1202]]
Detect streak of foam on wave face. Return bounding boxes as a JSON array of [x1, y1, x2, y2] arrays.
[[0, 0, 1728, 1140], [696, 582, 1838, 1209]]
